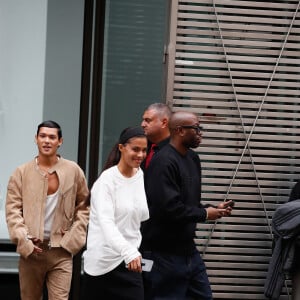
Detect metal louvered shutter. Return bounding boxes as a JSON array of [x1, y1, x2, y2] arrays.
[[165, 0, 300, 299]]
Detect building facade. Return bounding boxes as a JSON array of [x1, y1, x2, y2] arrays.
[[1, 0, 300, 299]]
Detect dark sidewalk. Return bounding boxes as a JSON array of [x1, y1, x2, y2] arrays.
[[0, 274, 20, 300], [0, 274, 87, 300]]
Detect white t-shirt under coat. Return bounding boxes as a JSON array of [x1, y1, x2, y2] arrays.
[[83, 165, 149, 276]]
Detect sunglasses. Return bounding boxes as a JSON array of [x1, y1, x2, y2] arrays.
[[179, 125, 202, 134]]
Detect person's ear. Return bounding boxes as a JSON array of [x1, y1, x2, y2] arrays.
[[177, 126, 185, 136], [118, 144, 124, 153], [162, 118, 168, 128], [58, 137, 63, 148]]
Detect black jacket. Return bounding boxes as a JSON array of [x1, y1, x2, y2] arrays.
[[264, 199, 300, 299], [141, 137, 170, 171]]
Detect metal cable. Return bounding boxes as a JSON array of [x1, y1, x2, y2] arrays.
[[202, 0, 299, 269]]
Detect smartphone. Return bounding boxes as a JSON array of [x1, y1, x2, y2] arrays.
[[142, 258, 154, 272], [224, 200, 235, 208]]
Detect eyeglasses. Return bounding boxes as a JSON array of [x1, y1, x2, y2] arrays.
[[180, 125, 202, 134]]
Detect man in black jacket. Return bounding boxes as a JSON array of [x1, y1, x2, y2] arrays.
[[141, 111, 233, 300]]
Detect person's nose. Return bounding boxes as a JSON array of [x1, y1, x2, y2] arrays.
[[138, 150, 145, 158], [141, 119, 149, 128]]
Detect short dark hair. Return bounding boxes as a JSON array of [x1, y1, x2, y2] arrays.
[[37, 120, 62, 139]]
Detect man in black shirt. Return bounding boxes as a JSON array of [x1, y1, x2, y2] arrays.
[[141, 111, 233, 300]]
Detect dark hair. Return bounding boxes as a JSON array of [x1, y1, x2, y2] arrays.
[[102, 126, 145, 171], [37, 120, 62, 139]]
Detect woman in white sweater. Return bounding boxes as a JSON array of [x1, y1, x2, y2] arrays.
[[83, 126, 149, 300]]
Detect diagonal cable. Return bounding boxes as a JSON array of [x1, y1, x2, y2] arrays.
[[202, 0, 300, 259]]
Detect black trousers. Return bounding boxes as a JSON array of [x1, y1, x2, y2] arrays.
[[82, 263, 144, 300]]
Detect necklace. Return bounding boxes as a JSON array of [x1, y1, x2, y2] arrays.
[[36, 156, 60, 176]]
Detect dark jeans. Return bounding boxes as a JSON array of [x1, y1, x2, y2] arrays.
[[142, 249, 213, 300], [82, 262, 144, 300], [292, 270, 300, 300]]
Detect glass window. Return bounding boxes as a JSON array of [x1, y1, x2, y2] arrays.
[[99, 0, 168, 169]]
